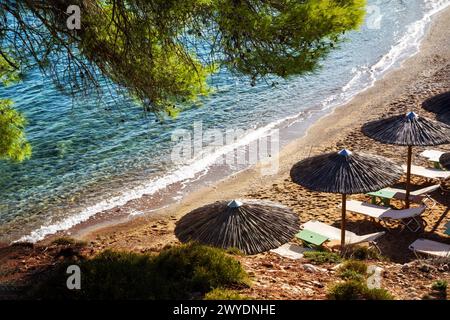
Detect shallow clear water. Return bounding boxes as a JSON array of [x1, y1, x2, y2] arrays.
[[0, 0, 448, 242]]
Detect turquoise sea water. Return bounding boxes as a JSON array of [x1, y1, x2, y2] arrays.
[[0, 0, 449, 242]]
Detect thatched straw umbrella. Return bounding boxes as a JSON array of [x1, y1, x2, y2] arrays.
[[290, 149, 402, 251], [440, 153, 450, 170], [422, 92, 450, 125], [362, 112, 450, 208], [175, 199, 299, 255]]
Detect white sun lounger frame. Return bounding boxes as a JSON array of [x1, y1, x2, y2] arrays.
[[384, 184, 440, 208], [402, 165, 450, 179], [409, 238, 450, 259], [345, 200, 426, 232]]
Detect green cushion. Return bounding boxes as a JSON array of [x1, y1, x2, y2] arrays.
[[367, 189, 396, 199], [296, 229, 329, 246]]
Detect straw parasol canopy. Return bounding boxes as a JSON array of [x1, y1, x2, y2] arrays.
[[440, 152, 450, 170], [362, 112, 450, 207], [290, 149, 402, 251], [174, 199, 299, 255], [422, 91, 450, 125]]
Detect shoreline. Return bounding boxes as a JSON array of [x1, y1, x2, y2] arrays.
[[1, 5, 450, 301], [17, 5, 448, 248], [58, 5, 450, 250]]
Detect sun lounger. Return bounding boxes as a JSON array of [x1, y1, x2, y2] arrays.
[[420, 150, 445, 164], [270, 243, 312, 260], [299, 220, 385, 250], [409, 239, 450, 258], [402, 165, 450, 179], [345, 200, 426, 232], [384, 184, 440, 208]]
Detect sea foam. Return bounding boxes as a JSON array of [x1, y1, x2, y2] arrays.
[[17, 0, 450, 243]]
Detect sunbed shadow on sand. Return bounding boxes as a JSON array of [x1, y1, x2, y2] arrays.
[[430, 207, 450, 233], [328, 212, 449, 264]]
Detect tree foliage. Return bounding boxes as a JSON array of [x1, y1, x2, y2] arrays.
[[0, 0, 366, 115], [0, 51, 31, 162], [0, 98, 31, 161]]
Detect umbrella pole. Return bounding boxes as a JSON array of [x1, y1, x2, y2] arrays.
[[405, 146, 412, 208], [341, 194, 346, 254]]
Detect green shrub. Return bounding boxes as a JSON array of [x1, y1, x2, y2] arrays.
[[431, 280, 448, 292], [348, 246, 382, 261], [225, 247, 244, 256], [327, 280, 366, 300], [338, 260, 367, 275], [151, 243, 250, 298], [327, 281, 394, 300], [363, 287, 394, 300], [204, 288, 249, 300], [83, 250, 153, 299], [338, 269, 366, 282], [28, 243, 249, 300], [29, 250, 155, 300], [303, 251, 342, 264], [328, 259, 393, 300], [51, 237, 87, 246]]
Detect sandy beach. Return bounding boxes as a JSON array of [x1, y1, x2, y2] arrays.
[[1, 5, 449, 301], [66, 5, 450, 256]]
